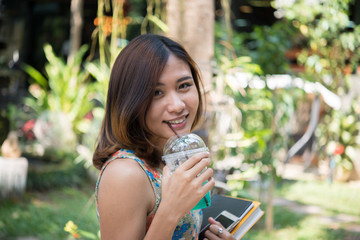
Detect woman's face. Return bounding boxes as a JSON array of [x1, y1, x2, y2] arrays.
[[145, 53, 199, 149]]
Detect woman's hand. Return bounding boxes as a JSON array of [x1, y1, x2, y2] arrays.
[[160, 151, 214, 220], [203, 217, 236, 240]]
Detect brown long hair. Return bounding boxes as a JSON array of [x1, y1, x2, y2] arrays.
[[93, 34, 205, 170]]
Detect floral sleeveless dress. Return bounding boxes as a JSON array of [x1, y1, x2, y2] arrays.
[[95, 149, 203, 239]]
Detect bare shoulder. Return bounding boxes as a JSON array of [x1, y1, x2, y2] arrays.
[[101, 158, 148, 181], [98, 157, 151, 196], [97, 158, 154, 238]]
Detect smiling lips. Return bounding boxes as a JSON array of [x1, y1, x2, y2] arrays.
[[167, 116, 186, 124], [165, 115, 188, 130]]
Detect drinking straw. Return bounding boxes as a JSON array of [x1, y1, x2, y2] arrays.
[[167, 122, 181, 138], [167, 123, 189, 159]]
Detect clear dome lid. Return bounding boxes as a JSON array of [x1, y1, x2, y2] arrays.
[[163, 133, 206, 155]]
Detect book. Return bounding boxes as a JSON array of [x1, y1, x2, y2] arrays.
[[200, 194, 264, 240], [231, 200, 263, 239]]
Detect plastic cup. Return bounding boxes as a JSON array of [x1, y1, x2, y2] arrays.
[[162, 133, 211, 210]]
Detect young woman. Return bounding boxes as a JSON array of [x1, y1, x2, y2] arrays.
[[93, 34, 235, 240]]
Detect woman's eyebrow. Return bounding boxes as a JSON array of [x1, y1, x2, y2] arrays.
[[156, 76, 193, 86], [177, 76, 193, 83]]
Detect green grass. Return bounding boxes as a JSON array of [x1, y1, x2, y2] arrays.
[[243, 179, 360, 240], [0, 182, 98, 240], [1, 179, 359, 240], [246, 215, 360, 240], [276, 180, 360, 216]]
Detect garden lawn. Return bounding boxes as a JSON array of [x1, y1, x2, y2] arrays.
[[0, 181, 98, 240], [244, 180, 360, 240], [1, 179, 360, 240]]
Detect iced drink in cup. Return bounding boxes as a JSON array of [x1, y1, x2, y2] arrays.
[[162, 133, 211, 210]]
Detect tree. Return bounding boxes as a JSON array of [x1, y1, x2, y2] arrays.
[[68, 0, 84, 64], [166, 0, 214, 91]]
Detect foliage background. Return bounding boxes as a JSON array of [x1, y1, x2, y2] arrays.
[[1, 0, 360, 239]]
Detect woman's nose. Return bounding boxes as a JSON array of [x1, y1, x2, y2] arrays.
[[167, 92, 185, 113]]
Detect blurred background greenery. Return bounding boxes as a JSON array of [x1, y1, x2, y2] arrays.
[[0, 0, 360, 239]]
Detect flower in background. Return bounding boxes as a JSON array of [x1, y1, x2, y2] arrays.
[[334, 144, 344, 155], [64, 220, 79, 239], [83, 111, 94, 121], [64, 220, 99, 239], [21, 119, 36, 140]]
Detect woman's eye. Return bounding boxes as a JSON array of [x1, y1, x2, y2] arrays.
[[179, 83, 192, 89], [154, 90, 163, 96]]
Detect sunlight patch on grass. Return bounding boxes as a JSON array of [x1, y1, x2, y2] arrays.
[[277, 180, 360, 216], [246, 214, 360, 240], [31, 197, 50, 207]]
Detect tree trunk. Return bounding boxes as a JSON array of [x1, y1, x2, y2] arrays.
[[166, 0, 214, 92], [265, 169, 275, 232], [68, 0, 84, 64]]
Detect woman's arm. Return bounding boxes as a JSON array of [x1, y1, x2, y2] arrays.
[[145, 152, 214, 239], [97, 158, 154, 239], [98, 152, 214, 240]]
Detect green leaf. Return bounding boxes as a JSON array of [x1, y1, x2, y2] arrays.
[[21, 63, 48, 89], [148, 15, 169, 33], [78, 229, 98, 239], [72, 44, 89, 67]]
